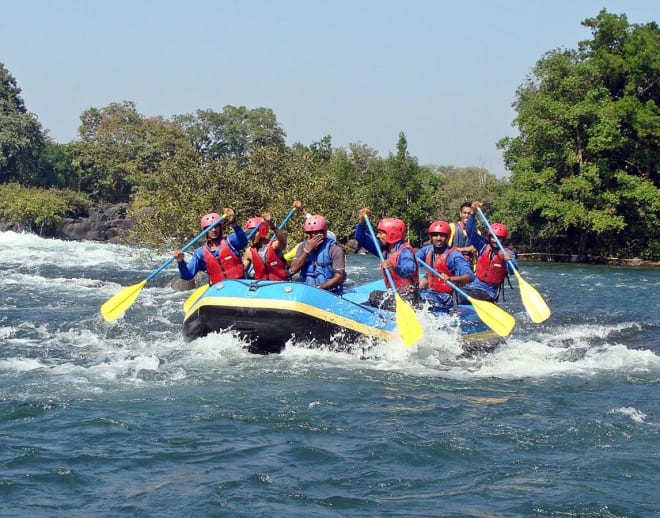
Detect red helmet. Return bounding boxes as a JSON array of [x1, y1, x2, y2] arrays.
[[200, 212, 222, 230], [489, 223, 508, 239], [428, 220, 451, 236], [304, 215, 328, 237], [245, 217, 269, 238], [377, 218, 406, 244]]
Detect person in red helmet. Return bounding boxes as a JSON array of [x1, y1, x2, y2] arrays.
[[415, 220, 475, 312], [173, 207, 248, 284], [242, 212, 288, 281], [355, 208, 420, 309], [462, 201, 517, 302], [289, 214, 346, 293]]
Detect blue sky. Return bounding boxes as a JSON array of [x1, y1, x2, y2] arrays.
[[2, 0, 657, 176]]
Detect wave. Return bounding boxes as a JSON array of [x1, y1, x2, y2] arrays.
[[1, 231, 658, 396]]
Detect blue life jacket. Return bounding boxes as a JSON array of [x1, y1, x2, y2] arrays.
[[300, 237, 343, 294]]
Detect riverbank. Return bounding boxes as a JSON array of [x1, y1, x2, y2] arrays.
[[516, 252, 659, 267], [2, 206, 657, 267]]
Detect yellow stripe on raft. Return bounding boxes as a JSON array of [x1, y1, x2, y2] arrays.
[[185, 295, 396, 342]]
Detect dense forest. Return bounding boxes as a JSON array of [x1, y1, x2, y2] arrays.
[[1, 10, 658, 260]]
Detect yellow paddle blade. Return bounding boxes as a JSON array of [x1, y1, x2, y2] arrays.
[[394, 293, 424, 347], [514, 270, 552, 324], [183, 284, 210, 314], [100, 280, 147, 322], [468, 297, 516, 337]]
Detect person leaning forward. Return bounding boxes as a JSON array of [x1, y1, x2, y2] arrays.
[[354, 208, 420, 310]]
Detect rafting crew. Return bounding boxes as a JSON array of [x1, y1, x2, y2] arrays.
[[242, 212, 289, 281], [355, 208, 421, 310], [416, 220, 475, 312], [461, 201, 517, 302], [288, 214, 346, 294], [173, 208, 248, 284]]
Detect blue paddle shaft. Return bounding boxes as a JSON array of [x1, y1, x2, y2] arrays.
[[363, 215, 399, 295], [145, 215, 226, 282], [270, 208, 297, 240], [476, 208, 518, 273], [417, 257, 470, 299]]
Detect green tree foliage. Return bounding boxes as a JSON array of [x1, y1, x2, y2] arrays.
[[429, 165, 507, 221], [172, 105, 286, 164], [0, 182, 90, 235], [0, 62, 45, 185], [498, 10, 659, 259], [364, 133, 445, 243], [74, 101, 197, 202], [35, 140, 78, 189]]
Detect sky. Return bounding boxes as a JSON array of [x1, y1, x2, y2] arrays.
[[1, 1, 658, 177]]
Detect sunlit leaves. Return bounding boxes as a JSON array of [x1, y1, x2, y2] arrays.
[[498, 10, 659, 259]]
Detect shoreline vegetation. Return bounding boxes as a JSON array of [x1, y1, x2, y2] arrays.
[[515, 253, 659, 268], [1, 11, 658, 263], [1, 204, 657, 268]]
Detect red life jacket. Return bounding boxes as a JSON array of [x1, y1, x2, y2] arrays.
[[202, 239, 245, 284], [384, 242, 419, 291], [250, 242, 288, 281], [425, 247, 457, 293], [475, 245, 508, 284]]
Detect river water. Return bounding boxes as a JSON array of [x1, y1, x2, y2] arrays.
[[1, 231, 658, 517]]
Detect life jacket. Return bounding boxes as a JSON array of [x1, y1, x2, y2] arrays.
[[450, 221, 477, 267], [202, 239, 245, 284], [449, 221, 470, 248], [250, 242, 288, 281], [384, 242, 419, 292], [300, 238, 344, 294], [425, 246, 457, 293], [475, 245, 508, 285]]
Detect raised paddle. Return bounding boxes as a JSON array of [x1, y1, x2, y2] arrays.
[[364, 215, 423, 347], [183, 216, 264, 313], [101, 214, 227, 322], [268, 206, 298, 241], [476, 208, 551, 324], [184, 207, 298, 313], [418, 258, 515, 337]]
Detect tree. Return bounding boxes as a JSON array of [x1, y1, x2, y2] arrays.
[[430, 165, 507, 219], [74, 101, 196, 202], [35, 140, 77, 189], [498, 10, 660, 259], [0, 62, 45, 185], [173, 105, 286, 164], [365, 132, 445, 243]]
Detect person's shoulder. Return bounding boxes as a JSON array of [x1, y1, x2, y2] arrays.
[[330, 243, 345, 254], [449, 248, 469, 261]]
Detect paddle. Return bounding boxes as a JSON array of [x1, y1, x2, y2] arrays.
[[418, 258, 515, 337], [363, 215, 423, 347], [269, 207, 297, 241], [476, 208, 551, 324], [101, 214, 227, 322], [183, 217, 264, 313], [185, 207, 299, 312]]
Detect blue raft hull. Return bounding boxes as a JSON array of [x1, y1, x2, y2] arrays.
[[182, 279, 500, 354]]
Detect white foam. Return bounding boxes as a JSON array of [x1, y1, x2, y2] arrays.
[[0, 232, 658, 388], [610, 407, 648, 424], [0, 230, 166, 270]]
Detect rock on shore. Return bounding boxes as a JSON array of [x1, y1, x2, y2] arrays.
[[61, 203, 131, 243]]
